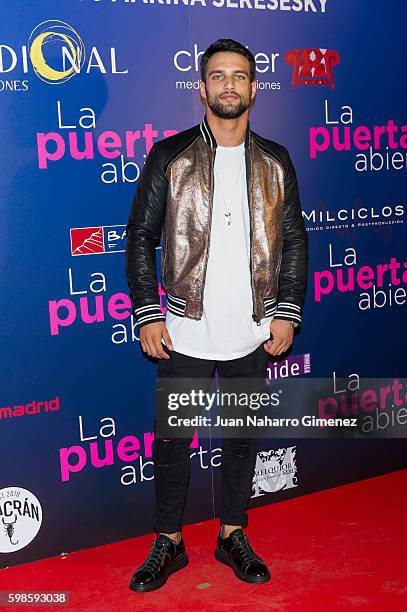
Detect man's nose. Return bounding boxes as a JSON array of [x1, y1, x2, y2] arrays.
[[223, 75, 236, 89]]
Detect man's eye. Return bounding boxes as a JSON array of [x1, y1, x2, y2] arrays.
[[212, 74, 245, 80]]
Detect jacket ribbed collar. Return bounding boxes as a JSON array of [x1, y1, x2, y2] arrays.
[[199, 113, 251, 149]]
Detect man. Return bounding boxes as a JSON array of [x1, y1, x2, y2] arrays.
[[125, 39, 308, 592]]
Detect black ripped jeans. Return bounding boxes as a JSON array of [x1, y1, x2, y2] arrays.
[[152, 342, 269, 534]]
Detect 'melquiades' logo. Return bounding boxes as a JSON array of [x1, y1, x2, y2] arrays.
[[0, 487, 43, 553], [285, 48, 340, 90]]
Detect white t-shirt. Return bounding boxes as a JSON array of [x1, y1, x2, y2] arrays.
[[164, 142, 272, 360]]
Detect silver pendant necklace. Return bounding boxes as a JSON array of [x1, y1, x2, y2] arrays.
[[214, 152, 245, 227]]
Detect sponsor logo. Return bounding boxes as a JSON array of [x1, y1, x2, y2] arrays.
[[28, 20, 85, 84], [304, 203, 405, 233], [251, 446, 297, 497], [70, 226, 126, 256], [267, 353, 311, 380], [0, 488, 42, 553], [0, 397, 60, 422], [285, 48, 340, 89], [0, 19, 127, 92], [173, 42, 281, 92]]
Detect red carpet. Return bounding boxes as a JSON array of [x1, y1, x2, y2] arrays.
[[1, 470, 406, 611]]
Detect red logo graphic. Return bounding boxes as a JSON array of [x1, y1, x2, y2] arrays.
[[285, 48, 340, 90], [70, 227, 104, 255]]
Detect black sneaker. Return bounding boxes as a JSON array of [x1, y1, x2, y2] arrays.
[[129, 534, 189, 592], [215, 528, 271, 584]]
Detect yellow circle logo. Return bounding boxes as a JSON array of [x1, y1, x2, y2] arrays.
[[28, 19, 85, 84]]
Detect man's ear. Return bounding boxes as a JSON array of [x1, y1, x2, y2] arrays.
[[251, 80, 256, 100], [199, 79, 207, 100]]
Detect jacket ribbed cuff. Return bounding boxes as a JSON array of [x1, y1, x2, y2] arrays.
[[134, 304, 165, 329], [274, 301, 302, 324]]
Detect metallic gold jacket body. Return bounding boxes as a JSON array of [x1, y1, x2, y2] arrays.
[[125, 115, 308, 328]]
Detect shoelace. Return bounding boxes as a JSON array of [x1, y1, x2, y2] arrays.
[[231, 533, 261, 569], [143, 538, 172, 574]]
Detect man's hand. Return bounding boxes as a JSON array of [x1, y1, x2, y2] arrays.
[[264, 319, 294, 356], [139, 321, 173, 359]]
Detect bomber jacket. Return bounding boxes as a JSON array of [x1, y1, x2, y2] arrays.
[[125, 114, 308, 330]]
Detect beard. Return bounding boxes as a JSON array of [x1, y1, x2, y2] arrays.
[[206, 91, 251, 119]]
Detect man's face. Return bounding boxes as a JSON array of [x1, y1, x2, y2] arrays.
[[200, 51, 256, 119]]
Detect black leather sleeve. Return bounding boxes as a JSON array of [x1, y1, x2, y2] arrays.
[[274, 147, 309, 325], [125, 143, 168, 329]]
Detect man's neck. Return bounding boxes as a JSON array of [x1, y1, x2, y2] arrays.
[[205, 110, 249, 147]]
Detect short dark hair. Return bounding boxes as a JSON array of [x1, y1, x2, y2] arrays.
[[200, 39, 256, 83]]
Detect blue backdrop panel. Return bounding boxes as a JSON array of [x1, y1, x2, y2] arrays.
[[0, 0, 406, 568]]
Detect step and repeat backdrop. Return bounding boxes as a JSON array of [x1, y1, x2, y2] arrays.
[[1, 1, 406, 568]]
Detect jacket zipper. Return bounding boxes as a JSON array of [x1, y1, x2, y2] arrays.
[[276, 251, 282, 278], [160, 232, 167, 285], [247, 137, 261, 325], [200, 148, 216, 315]]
